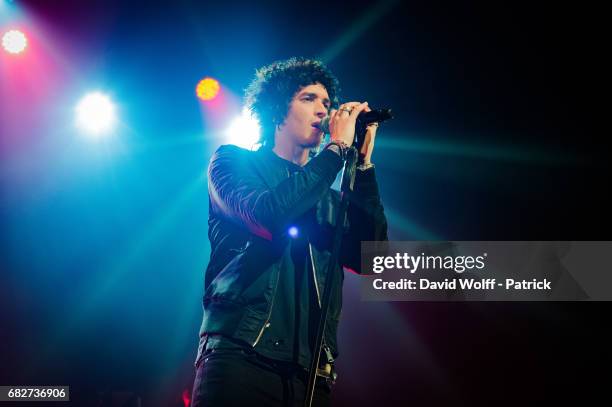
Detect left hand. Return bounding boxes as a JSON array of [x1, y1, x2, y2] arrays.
[[359, 105, 378, 165]]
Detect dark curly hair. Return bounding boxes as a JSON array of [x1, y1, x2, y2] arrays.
[[245, 57, 340, 148]]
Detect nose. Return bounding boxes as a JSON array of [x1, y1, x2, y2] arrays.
[[315, 101, 327, 119]]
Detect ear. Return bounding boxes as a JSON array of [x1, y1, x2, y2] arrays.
[[274, 115, 286, 130]]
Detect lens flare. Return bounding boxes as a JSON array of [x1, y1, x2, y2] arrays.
[[224, 107, 261, 149], [75, 92, 117, 137], [2, 29, 27, 54], [196, 77, 220, 101], [288, 226, 299, 238]]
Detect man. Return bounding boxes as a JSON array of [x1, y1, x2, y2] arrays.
[[191, 57, 388, 406]]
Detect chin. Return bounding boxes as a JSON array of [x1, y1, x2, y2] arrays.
[[302, 133, 324, 148]]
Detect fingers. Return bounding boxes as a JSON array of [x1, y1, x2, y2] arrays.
[[365, 122, 379, 137], [349, 101, 369, 120], [334, 101, 365, 121], [329, 101, 369, 146], [329, 108, 337, 123], [337, 101, 361, 116]]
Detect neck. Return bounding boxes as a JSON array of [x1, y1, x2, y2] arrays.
[[272, 135, 310, 166]]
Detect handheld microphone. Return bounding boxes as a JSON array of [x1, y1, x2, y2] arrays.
[[318, 108, 393, 134]]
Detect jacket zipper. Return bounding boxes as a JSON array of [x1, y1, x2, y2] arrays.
[[252, 266, 281, 347], [309, 243, 321, 307], [309, 242, 335, 365]]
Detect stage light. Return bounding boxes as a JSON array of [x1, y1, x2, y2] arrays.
[[196, 77, 220, 101], [2, 29, 27, 54], [224, 107, 261, 149], [75, 92, 117, 137], [181, 389, 190, 407], [288, 226, 299, 238]]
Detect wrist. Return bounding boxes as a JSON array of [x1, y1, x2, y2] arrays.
[[330, 136, 351, 148], [325, 140, 349, 160], [357, 162, 375, 171]]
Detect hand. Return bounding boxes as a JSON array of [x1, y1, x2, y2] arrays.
[[328, 101, 369, 147], [359, 104, 378, 165]]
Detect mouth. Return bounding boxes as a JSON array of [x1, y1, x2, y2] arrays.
[[311, 122, 322, 130]]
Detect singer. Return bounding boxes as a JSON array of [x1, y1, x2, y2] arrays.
[[191, 57, 388, 407]]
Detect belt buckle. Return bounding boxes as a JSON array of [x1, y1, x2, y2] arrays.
[[316, 363, 337, 385]]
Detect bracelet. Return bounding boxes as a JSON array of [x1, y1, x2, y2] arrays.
[[325, 140, 349, 160], [357, 162, 375, 171]]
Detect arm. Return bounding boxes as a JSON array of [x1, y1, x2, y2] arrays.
[[208, 145, 343, 240], [340, 166, 388, 273], [340, 120, 388, 273]]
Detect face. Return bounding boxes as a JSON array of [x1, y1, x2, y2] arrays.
[[276, 83, 330, 148]]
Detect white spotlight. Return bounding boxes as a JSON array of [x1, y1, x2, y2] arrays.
[[224, 108, 261, 149], [2, 29, 27, 54], [75, 92, 117, 137]]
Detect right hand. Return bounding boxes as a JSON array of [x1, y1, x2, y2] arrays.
[[328, 101, 369, 146]]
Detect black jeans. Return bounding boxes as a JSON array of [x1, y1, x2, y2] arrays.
[[191, 347, 332, 407]]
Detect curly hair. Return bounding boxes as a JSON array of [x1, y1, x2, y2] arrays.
[[245, 57, 340, 148]]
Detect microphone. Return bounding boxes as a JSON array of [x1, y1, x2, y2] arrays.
[[318, 108, 393, 134]]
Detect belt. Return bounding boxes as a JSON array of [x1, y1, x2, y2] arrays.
[[316, 362, 337, 384], [201, 334, 338, 383], [316, 344, 337, 383]]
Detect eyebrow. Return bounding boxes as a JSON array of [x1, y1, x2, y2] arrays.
[[300, 92, 331, 106]]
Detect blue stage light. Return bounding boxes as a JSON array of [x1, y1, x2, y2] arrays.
[[75, 92, 117, 137], [224, 107, 261, 149], [288, 226, 299, 238]]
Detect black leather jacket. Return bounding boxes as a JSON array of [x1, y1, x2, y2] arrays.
[[195, 144, 387, 366]]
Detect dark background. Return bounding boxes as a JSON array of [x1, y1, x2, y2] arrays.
[[1, 0, 609, 406]]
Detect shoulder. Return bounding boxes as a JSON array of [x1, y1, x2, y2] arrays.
[[211, 144, 253, 161], [208, 145, 259, 180], [209, 144, 258, 166]]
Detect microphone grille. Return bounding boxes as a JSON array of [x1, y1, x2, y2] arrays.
[[320, 117, 330, 134]]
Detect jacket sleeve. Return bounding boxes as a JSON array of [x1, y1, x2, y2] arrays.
[[208, 145, 344, 240], [340, 166, 388, 274]]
